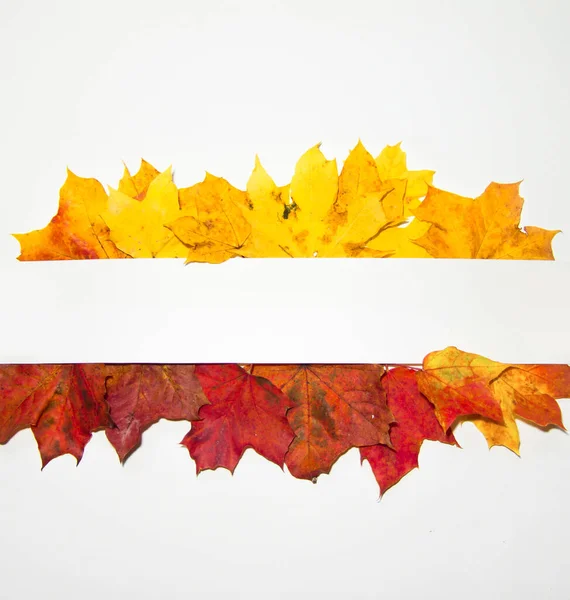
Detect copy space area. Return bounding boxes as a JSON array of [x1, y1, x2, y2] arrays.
[[1, 258, 568, 364]]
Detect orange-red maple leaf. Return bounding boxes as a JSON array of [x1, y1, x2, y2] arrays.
[[0, 364, 111, 467], [506, 364, 570, 427], [253, 364, 393, 480], [467, 363, 570, 454], [415, 347, 507, 430], [14, 171, 127, 260], [105, 364, 208, 462], [182, 364, 295, 473], [360, 367, 456, 494]]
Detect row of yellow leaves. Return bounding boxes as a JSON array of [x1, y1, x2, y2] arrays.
[[15, 142, 559, 263]]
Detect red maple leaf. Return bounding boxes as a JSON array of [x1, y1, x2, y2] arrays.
[[182, 364, 294, 473], [0, 364, 111, 467], [105, 364, 208, 461], [361, 367, 457, 494]]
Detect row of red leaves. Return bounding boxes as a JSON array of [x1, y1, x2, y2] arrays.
[[0, 354, 568, 494]]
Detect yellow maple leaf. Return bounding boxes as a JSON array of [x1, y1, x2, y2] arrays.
[[104, 168, 188, 258], [470, 377, 520, 454], [240, 157, 294, 258], [355, 142, 435, 258], [288, 144, 339, 256], [240, 144, 339, 258], [118, 159, 160, 200], [375, 143, 434, 216], [413, 182, 559, 259], [319, 141, 394, 257], [167, 173, 252, 264], [14, 170, 125, 260], [366, 218, 432, 258]]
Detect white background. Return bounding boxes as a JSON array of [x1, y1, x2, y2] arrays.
[[2, 260, 570, 364], [1, 1, 570, 599]]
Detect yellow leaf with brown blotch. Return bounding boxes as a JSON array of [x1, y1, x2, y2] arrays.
[[286, 144, 339, 257], [239, 156, 294, 258], [167, 173, 252, 264]]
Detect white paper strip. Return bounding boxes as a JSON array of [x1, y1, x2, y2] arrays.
[[1, 259, 568, 365]]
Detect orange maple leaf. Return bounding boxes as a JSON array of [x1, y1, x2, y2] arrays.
[[413, 182, 559, 259], [14, 171, 126, 260], [253, 364, 393, 480]]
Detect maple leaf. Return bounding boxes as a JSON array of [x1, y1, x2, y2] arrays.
[[14, 170, 126, 260], [413, 182, 559, 259], [469, 364, 570, 454], [239, 156, 295, 258], [105, 364, 208, 462], [365, 217, 432, 258], [360, 367, 457, 494], [508, 365, 570, 426], [0, 364, 111, 467], [288, 144, 339, 256], [252, 364, 393, 480], [240, 145, 341, 258], [363, 143, 435, 258], [375, 142, 434, 216], [118, 159, 161, 200], [167, 173, 252, 264], [104, 167, 189, 258], [470, 376, 520, 453], [329, 142, 434, 258], [181, 364, 294, 473], [416, 346, 508, 431], [319, 141, 396, 258]]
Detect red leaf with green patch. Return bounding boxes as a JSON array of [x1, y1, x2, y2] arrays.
[[253, 364, 393, 480]]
